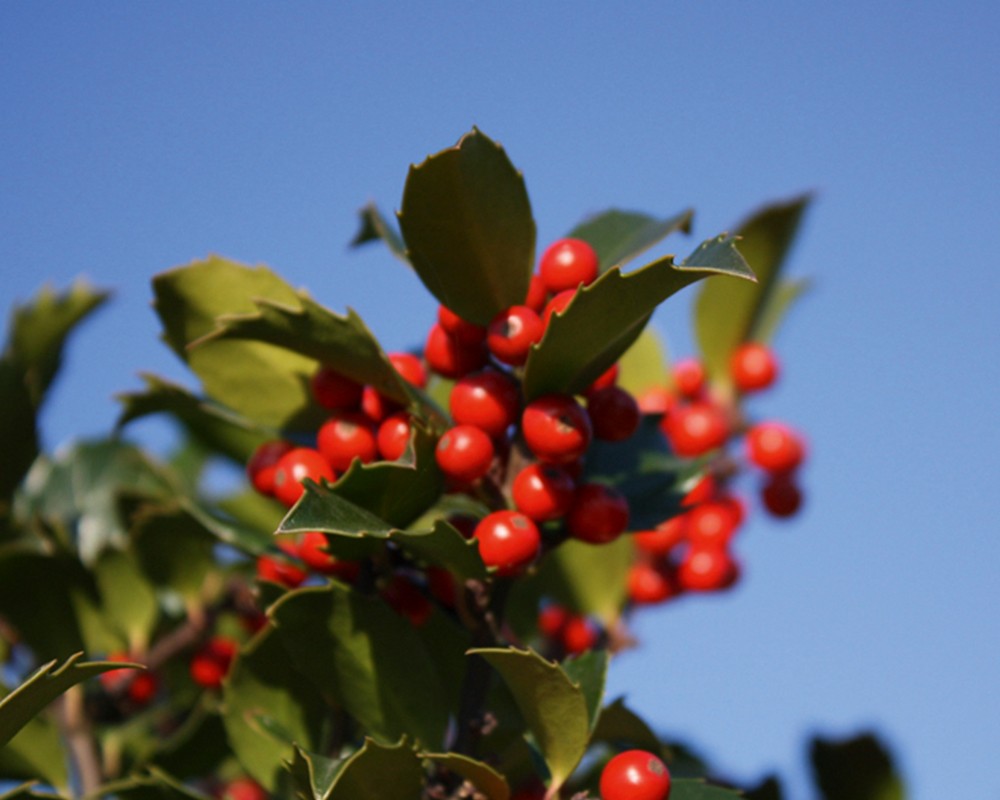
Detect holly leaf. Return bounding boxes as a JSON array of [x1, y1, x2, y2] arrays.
[[534, 537, 633, 626], [0, 783, 70, 800], [0, 652, 141, 747], [287, 739, 424, 800], [88, 769, 215, 800], [560, 649, 608, 731], [694, 195, 811, 388], [751, 277, 812, 345], [616, 327, 670, 399], [470, 647, 591, 798], [0, 709, 68, 791], [270, 583, 451, 748], [671, 780, 745, 799], [567, 208, 693, 273], [126, 501, 216, 599], [399, 128, 535, 325], [92, 547, 159, 651], [590, 697, 664, 754], [351, 202, 410, 265], [421, 752, 510, 800], [522, 235, 754, 400], [810, 732, 905, 800]]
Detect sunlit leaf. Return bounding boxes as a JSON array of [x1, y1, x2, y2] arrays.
[[567, 208, 693, 273]]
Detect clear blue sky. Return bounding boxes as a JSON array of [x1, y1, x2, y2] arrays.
[[2, 3, 998, 798]]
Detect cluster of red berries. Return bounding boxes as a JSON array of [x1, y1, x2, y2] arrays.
[[99, 652, 159, 707]]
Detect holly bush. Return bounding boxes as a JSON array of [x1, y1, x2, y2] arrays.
[[0, 130, 904, 800]]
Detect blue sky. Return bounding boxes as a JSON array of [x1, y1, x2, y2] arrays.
[[2, 3, 998, 798]]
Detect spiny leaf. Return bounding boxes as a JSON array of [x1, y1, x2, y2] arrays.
[[351, 202, 410, 265], [421, 752, 510, 800], [590, 697, 664, 753], [287, 739, 423, 800], [567, 208, 693, 273], [671, 779, 746, 799]]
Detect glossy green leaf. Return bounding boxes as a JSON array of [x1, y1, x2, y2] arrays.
[[152, 257, 323, 431], [522, 235, 754, 400], [351, 202, 410, 265], [751, 277, 812, 345], [0, 710, 67, 791], [810, 732, 905, 800], [270, 583, 450, 748], [93, 548, 159, 651], [672, 779, 745, 800], [287, 739, 423, 800], [560, 649, 608, 731], [591, 697, 664, 753], [222, 626, 329, 791], [471, 647, 590, 796], [422, 752, 510, 800], [567, 208, 693, 272], [0, 652, 140, 747], [128, 501, 216, 598], [694, 196, 810, 387], [398, 129, 535, 325], [615, 327, 670, 399], [116, 373, 272, 464], [534, 537, 633, 626]]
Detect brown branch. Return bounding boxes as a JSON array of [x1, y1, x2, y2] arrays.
[[57, 685, 102, 796]]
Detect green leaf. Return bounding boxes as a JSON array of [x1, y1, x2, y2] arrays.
[[222, 626, 329, 791], [422, 752, 510, 800], [751, 277, 812, 345], [93, 548, 159, 651], [694, 196, 810, 387], [567, 208, 693, 273], [591, 697, 664, 754], [534, 537, 633, 626], [89, 768, 215, 800], [615, 327, 670, 399], [671, 779, 745, 799], [470, 647, 591, 796], [522, 235, 754, 400], [116, 373, 273, 464], [398, 129, 535, 325], [0, 652, 141, 747], [127, 501, 216, 599], [0, 783, 69, 800], [152, 257, 323, 431], [146, 703, 231, 780], [287, 739, 424, 800], [0, 713, 67, 791], [810, 732, 905, 800], [351, 202, 410, 265], [560, 649, 608, 731], [270, 583, 450, 748]]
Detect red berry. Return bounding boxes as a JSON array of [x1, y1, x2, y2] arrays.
[[376, 412, 412, 461], [311, 365, 363, 410], [681, 474, 716, 507], [473, 510, 541, 577], [426, 566, 458, 607], [522, 394, 592, 464], [686, 500, 740, 548], [317, 411, 378, 472], [246, 439, 294, 497], [512, 463, 575, 522], [760, 474, 803, 517], [190, 637, 237, 690], [731, 342, 779, 393], [633, 514, 688, 556], [677, 546, 740, 592], [539, 238, 599, 293], [221, 778, 267, 800], [435, 425, 495, 483], [561, 614, 599, 654], [537, 603, 571, 639], [745, 421, 805, 474], [600, 750, 672, 800], [449, 370, 520, 439], [388, 351, 427, 389], [672, 358, 706, 398], [127, 671, 159, 706], [380, 574, 432, 627], [100, 652, 142, 694], [272, 447, 335, 507], [541, 289, 576, 326], [566, 483, 629, 544], [256, 554, 307, 588], [663, 401, 729, 457], [360, 384, 399, 422], [587, 386, 641, 442], [524, 272, 549, 312], [637, 386, 675, 415], [437, 306, 487, 346], [586, 362, 619, 394], [297, 532, 361, 581], [487, 305, 545, 366], [627, 562, 679, 605], [424, 323, 488, 378]]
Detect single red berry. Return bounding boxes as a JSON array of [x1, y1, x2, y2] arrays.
[[637, 386, 675, 415], [512, 462, 575, 522], [450, 370, 520, 439], [317, 411, 378, 472], [686, 500, 741, 548], [745, 421, 806, 474], [524, 272, 549, 312], [731, 341, 780, 393], [360, 385, 399, 422], [587, 386, 641, 442], [633, 514, 688, 556], [297, 532, 361, 581], [426, 566, 458, 608], [487, 305, 545, 366], [677, 546, 740, 592], [474, 510, 541, 577], [672, 358, 706, 398], [522, 394, 592, 463], [539, 238, 599, 293], [435, 425, 495, 483], [311, 364, 363, 410], [566, 483, 630, 544], [600, 749, 672, 800], [541, 289, 576, 326], [388, 351, 427, 389], [510, 776, 547, 800], [256, 554, 307, 588], [126, 671, 159, 706], [627, 561, 679, 605], [537, 603, 571, 639], [760, 474, 803, 518], [424, 322, 488, 378], [663, 401, 729, 457], [221, 777, 267, 800], [190, 638, 237, 690], [376, 411, 412, 461], [272, 447, 336, 507], [561, 614, 600, 654], [437, 306, 487, 346], [246, 439, 294, 496], [586, 362, 619, 395], [381, 573, 433, 627]]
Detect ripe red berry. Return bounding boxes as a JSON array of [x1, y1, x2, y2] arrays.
[[686, 500, 741, 549], [561, 614, 599, 654], [672, 358, 706, 398], [221, 778, 268, 800], [388, 351, 428, 389], [311, 364, 363, 410], [437, 306, 487, 346], [473, 510, 542, 577], [256, 554, 307, 588], [600, 750, 672, 800], [586, 362, 619, 395], [126, 671, 159, 706], [450, 370, 520, 439], [587, 386, 641, 442], [190, 636, 238, 690], [731, 342, 779, 393], [663, 401, 729, 457], [424, 323, 488, 378], [487, 305, 545, 366], [435, 425, 495, 483], [760, 474, 803, 518], [272, 447, 336, 507], [246, 439, 294, 497], [541, 289, 577, 326], [636, 386, 675, 415], [539, 238, 599, 293], [512, 462, 575, 522], [360, 384, 399, 422], [317, 411, 378, 472], [681, 474, 717, 507], [627, 561, 679, 605], [380, 573, 433, 627], [376, 412, 412, 461], [524, 272, 549, 312], [677, 546, 740, 592], [100, 653, 157, 706], [297, 532, 361, 581], [566, 483, 630, 544], [537, 603, 571, 639], [522, 394, 592, 464], [426, 566, 457, 608], [633, 514, 688, 556], [745, 421, 805, 474]]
